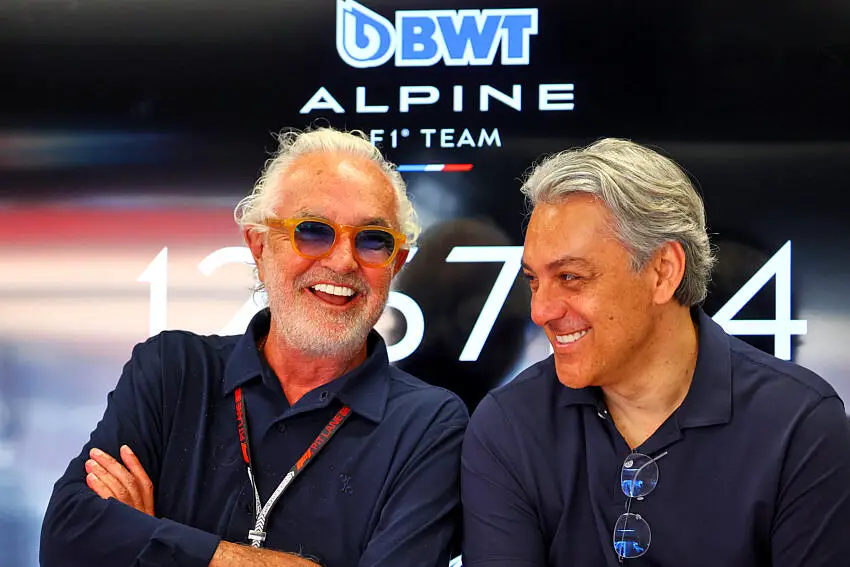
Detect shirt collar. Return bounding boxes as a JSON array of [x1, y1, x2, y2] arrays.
[[557, 308, 733, 428], [223, 308, 390, 423], [335, 332, 390, 423], [675, 308, 733, 428], [557, 364, 604, 408], [222, 308, 269, 395]]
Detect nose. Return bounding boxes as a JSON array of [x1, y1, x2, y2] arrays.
[[321, 231, 359, 273], [530, 281, 568, 328]]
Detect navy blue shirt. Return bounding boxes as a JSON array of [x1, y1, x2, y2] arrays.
[[41, 309, 468, 567], [461, 310, 850, 567]]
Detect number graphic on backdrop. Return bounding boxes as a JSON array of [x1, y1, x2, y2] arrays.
[[138, 247, 168, 336], [138, 245, 425, 362], [384, 247, 422, 362], [385, 291, 425, 362], [197, 247, 265, 335], [445, 246, 524, 361], [711, 240, 806, 360], [141, 242, 806, 361]]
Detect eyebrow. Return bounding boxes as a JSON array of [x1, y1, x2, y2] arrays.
[[293, 209, 392, 228], [521, 255, 594, 273], [359, 217, 392, 228]]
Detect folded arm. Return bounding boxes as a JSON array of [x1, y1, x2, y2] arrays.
[[40, 337, 222, 567], [40, 337, 321, 567]]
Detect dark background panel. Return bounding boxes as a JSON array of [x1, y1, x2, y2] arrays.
[[0, 2, 848, 565]]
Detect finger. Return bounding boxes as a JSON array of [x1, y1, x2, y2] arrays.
[[86, 458, 132, 506], [120, 445, 155, 515], [85, 471, 116, 500], [88, 449, 140, 509]]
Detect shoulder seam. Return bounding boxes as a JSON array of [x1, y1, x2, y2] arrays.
[[730, 345, 837, 401], [387, 368, 467, 401], [484, 392, 522, 435]]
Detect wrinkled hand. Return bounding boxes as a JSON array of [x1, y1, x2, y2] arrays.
[[85, 445, 155, 516]]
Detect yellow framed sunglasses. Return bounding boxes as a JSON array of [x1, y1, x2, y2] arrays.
[[263, 217, 407, 268]]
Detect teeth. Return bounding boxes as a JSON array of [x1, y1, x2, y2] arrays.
[[312, 283, 355, 297], [555, 329, 588, 344]]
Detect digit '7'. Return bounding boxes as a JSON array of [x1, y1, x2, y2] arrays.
[[445, 246, 524, 361]]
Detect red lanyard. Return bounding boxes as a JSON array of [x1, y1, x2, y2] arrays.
[[234, 386, 351, 547]]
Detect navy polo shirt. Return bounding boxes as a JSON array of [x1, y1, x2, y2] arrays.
[[461, 310, 850, 567], [41, 309, 468, 567]]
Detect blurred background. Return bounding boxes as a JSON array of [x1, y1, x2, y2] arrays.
[[1, 1, 849, 564]]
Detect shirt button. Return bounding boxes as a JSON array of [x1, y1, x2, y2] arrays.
[[276, 423, 286, 433], [319, 391, 329, 401]]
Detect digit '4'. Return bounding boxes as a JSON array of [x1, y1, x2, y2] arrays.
[[711, 241, 807, 360]]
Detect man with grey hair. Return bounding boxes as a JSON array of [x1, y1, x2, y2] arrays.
[[42, 127, 468, 567], [461, 138, 850, 566]]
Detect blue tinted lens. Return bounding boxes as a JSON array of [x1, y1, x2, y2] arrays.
[[621, 453, 659, 498], [294, 221, 336, 257], [354, 229, 395, 264], [613, 513, 651, 559]]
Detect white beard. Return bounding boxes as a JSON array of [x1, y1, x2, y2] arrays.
[[265, 266, 389, 358]]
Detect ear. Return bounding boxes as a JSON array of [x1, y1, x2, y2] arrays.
[[650, 241, 686, 304], [243, 227, 267, 283], [391, 248, 410, 277]]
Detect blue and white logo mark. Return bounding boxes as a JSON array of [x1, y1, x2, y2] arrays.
[[336, 0, 539, 68], [337, 0, 395, 68]]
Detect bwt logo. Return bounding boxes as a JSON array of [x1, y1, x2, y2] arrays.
[[336, 0, 539, 68]]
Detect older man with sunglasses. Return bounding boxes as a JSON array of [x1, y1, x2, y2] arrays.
[[41, 128, 468, 567], [461, 139, 850, 567]]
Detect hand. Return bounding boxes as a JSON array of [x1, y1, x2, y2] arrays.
[[85, 445, 155, 516], [210, 541, 320, 567]]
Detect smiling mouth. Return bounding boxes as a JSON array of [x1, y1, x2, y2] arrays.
[[309, 283, 359, 306], [554, 328, 589, 345]]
